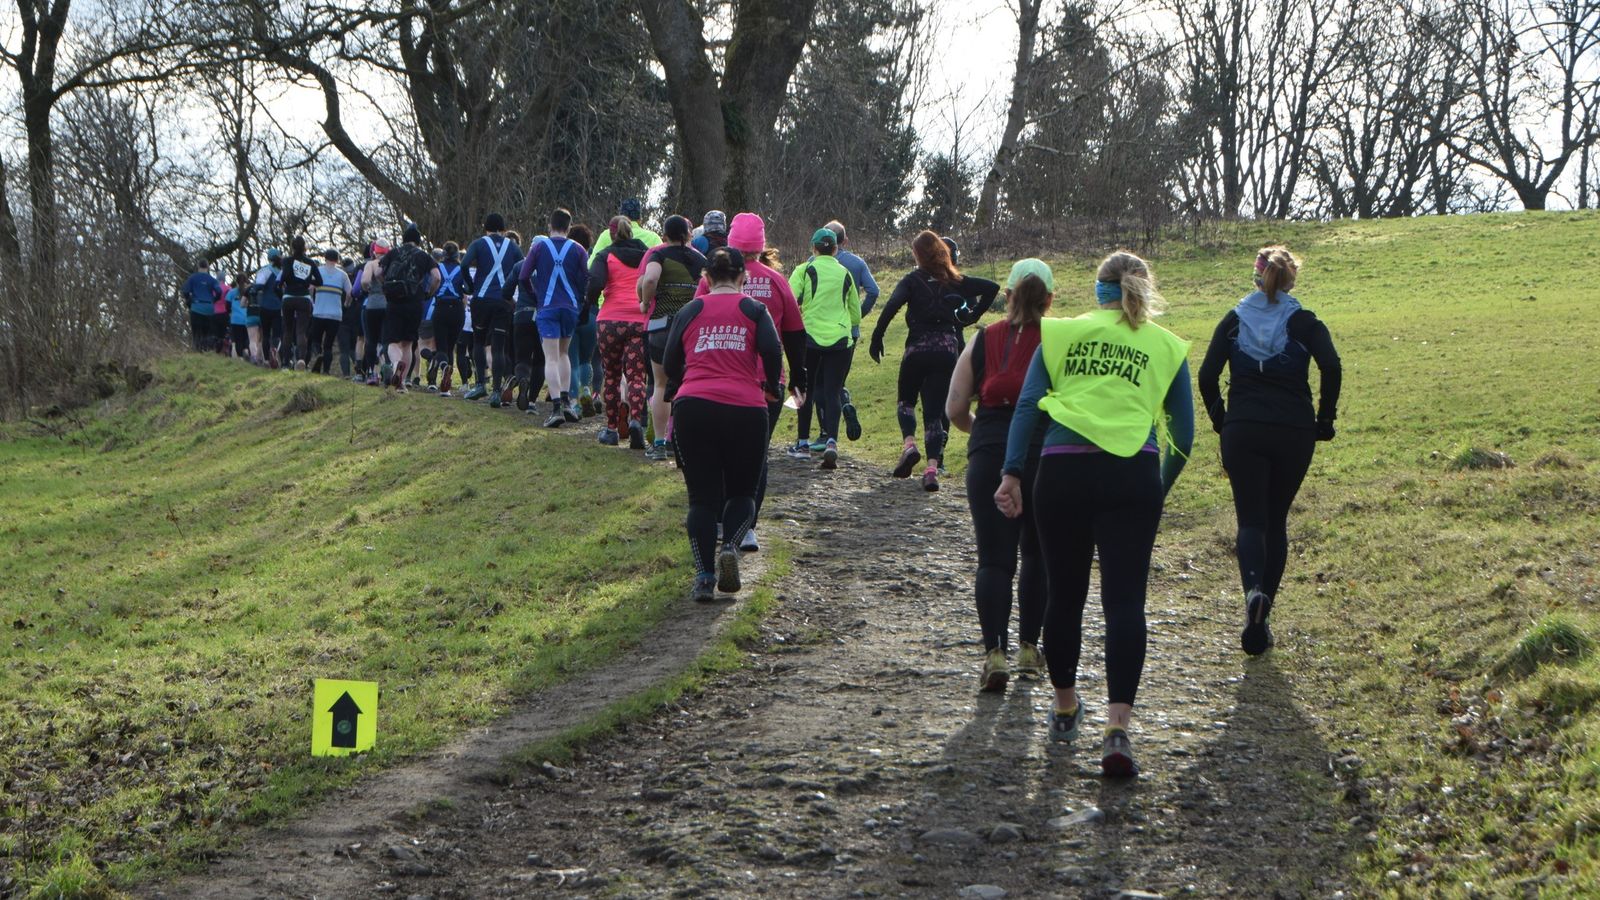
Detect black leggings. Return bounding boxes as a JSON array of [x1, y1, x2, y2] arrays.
[[512, 317, 548, 401], [338, 316, 358, 376], [281, 296, 313, 366], [967, 439, 1044, 652], [1033, 451, 1164, 704], [1220, 422, 1316, 600], [361, 308, 387, 374], [754, 399, 784, 521], [897, 349, 956, 461], [188, 311, 212, 351], [797, 339, 853, 441], [430, 300, 466, 382], [258, 309, 283, 363], [674, 398, 767, 574], [472, 300, 511, 389], [309, 318, 341, 373]]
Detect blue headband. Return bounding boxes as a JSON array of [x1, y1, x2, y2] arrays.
[[1095, 280, 1123, 304]]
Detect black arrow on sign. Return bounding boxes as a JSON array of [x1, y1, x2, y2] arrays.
[[329, 691, 362, 749]]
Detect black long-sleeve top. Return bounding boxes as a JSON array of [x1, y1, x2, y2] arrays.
[[871, 270, 1000, 354], [1197, 308, 1342, 432]]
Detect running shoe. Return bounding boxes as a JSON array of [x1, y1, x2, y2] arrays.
[[922, 467, 940, 492], [365, 373, 380, 387], [1047, 701, 1084, 743], [597, 427, 619, 446], [379, 361, 392, 385], [563, 401, 581, 423], [1101, 728, 1139, 777], [690, 573, 716, 603], [739, 529, 760, 553], [425, 383, 439, 394], [350, 374, 365, 384], [628, 420, 647, 450], [579, 392, 597, 418], [786, 441, 811, 460], [819, 439, 838, 470], [980, 648, 1008, 693], [543, 412, 564, 428], [501, 375, 523, 411], [892, 445, 922, 479], [438, 366, 452, 395], [716, 544, 741, 594], [809, 438, 828, 453], [463, 383, 487, 401], [1242, 589, 1274, 656], [1016, 642, 1045, 678], [488, 390, 502, 409], [500, 381, 517, 406], [841, 389, 862, 441], [645, 440, 669, 461]]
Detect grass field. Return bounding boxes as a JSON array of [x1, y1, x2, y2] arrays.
[[4, 210, 1599, 895], [849, 210, 1600, 894], [0, 361, 700, 894]]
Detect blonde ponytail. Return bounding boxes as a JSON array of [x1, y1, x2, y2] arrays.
[[1254, 245, 1300, 303], [1096, 251, 1165, 329]]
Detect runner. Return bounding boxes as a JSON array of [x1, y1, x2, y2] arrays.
[[379, 224, 441, 392], [515, 208, 590, 426], [591, 197, 662, 257], [636, 215, 707, 461], [994, 250, 1193, 777], [869, 230, 998, 491], [788, 227, 861, 470], [587, 216, 651, 448], [338, 250, 364, 379], [181, 260, 222, 352], [563, 224, 601, 417], [690, 210, 728, 255], [211, 269, 231, 355], [249, 249, 283, 368], [358, 241, 389, 385], [662, 246, 783, 601], [1198, 245, 1341, 656], [947, 259, 1052, 692], [695, 212, 808, 552], [823, 220, 880, 442], [278, 236, 324, 371], [425, 241, 468, 395], [462, 213, 524, 404], [226, 280, 254, 363], [310, 249, 350, 374]]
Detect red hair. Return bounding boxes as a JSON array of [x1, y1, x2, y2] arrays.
[[912, 230, 961, 284]]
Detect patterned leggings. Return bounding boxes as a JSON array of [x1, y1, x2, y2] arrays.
[[598, 319, 649, 432]]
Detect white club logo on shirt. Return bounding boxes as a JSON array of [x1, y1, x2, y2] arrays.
[[693, 323, 749, 353]]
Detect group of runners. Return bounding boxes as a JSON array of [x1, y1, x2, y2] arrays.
[[180, 202, 1341, 778]]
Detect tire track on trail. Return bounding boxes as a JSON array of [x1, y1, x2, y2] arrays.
[[152, 440, 1362, 898]]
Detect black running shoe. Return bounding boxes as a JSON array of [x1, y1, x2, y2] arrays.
[[892, 445, 921, 479], [716, 544, 741, 594], [628, 420, 646, 450], [1101, 729, 1139, 777], [690, 574, 716, 602], [842, 389, 862, 441], [514, 376, 531, 411], [1242, 589, 1274, 656], [543, 413, 564, 428]]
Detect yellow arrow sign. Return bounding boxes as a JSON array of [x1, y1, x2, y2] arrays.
[[311, 678, 378, 757]]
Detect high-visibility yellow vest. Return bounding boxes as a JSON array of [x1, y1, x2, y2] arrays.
[[1037, 309, 1190, 457]]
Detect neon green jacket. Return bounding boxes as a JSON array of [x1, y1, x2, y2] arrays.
[[789, 255, 861, 348]]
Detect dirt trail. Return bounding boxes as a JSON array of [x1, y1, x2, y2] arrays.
[[152, 437, 1360, 899]]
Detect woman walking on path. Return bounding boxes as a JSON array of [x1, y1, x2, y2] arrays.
[[995, 251, 1194, 777], [947, 259, 1052, 693], [663, 247, 783, 601], [870, 231, 999, 491], [1197, 246, 1341, 656], [588, 217, 653, 448]]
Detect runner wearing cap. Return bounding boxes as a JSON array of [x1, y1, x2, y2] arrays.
[[824, 220, 879, 442], [788, 227, 861, 470], [592, 198, 662, 258]]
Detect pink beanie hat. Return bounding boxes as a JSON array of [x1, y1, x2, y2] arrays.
[[727, 213, 766, 253]]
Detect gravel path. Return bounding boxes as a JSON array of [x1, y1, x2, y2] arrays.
[[151, 437, 1358, 899]]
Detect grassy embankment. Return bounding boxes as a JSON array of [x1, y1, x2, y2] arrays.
[[854, 210, 1600, 894], [0, 358, 768, 895]]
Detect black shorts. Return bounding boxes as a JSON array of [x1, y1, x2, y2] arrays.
[[383, 300, 423, 344], [647, 328, 671, 365], [471, 298, 511, 335]]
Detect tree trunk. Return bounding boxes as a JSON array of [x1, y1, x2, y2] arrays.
[[638, 0, 729, 212], [975, 0, 1042, 229]]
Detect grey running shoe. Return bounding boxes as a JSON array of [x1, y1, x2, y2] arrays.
[[543, 413, 564, 428], [1101, 728, 1139, 777], [645, 440, 669, 461], [597, 427, 619, 445], [563, 401, 581, 423], [463, 383, 487, 401], [1242, 589, 1274, 656], [819, 439, 838, 470], [739, 529, 759, 553], [786, 441, 811, 460], [716, 544, 741, 593], [1047, 701, 1084, 743], [690, 573, 716, 602], [892, 445, 922, 479]]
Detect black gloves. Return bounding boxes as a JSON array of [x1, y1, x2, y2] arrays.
[[869, 336, 885, 364], [1316, 419, 1336, 442]]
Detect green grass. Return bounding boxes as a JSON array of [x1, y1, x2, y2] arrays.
[[0, 357, 694, 893], [851, 210, 1600, 893]]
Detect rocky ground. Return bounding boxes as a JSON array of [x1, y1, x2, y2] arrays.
[[150, 436, 1359, 899]]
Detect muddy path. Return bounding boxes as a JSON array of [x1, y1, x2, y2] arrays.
[[151, 436, 1360, 899]]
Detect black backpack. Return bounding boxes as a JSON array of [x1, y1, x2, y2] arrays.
[[381, 246, 432, 304]]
